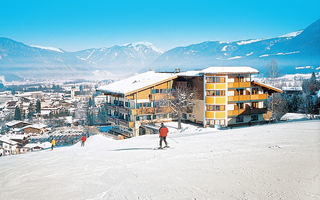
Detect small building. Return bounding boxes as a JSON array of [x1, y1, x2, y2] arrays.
[[22, 124, 48, 135], [0, 136, 18, 155], [5, 120, 31, 129], [281, 87, 303, 96]]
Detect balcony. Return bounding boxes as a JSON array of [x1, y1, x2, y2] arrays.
[[228, 94, 268, 102], [228, 108, 267, 117], [118, 119, 135, 128], [131, 107, 171, 115], [228, 82, 251, 88], [106, 116, 134, 128]]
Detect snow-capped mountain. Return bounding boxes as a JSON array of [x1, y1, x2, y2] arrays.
[[0, 18, 319, 79], [153, 19, 320, 74], [73, 42, 162, 70], [0, 37, 91, 79]]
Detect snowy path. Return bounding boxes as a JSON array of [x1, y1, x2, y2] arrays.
[[0, 121, 319, 200]]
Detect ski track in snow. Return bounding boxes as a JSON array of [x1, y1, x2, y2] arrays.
[[0, 120, 320, 200]]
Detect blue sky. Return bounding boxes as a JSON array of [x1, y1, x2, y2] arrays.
[[0, 0, 319, 51]]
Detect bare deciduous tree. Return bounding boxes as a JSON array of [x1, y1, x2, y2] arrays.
[[267, 59, 280, 84], [268, 93, 288, 121], [159, 86, 196, 129]]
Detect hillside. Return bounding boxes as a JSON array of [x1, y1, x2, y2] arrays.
[[153, 19, 320, 74], [0, 120, 319, 200]]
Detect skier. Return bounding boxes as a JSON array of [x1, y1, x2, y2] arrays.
[[51, 139, 56, 150], [81, 135, 86, 147], [159, 123, 169, 149]]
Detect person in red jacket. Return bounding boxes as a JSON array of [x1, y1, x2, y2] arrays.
[[159, 123, 169, 149], [81, 135, 86, 147]]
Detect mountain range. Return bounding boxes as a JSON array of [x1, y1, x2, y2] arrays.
[[0, 19, 319, 80]]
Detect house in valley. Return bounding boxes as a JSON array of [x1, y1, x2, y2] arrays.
[[98, 66, 282, 137]]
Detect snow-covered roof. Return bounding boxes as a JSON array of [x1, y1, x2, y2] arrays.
[[282, 87, 303, 91], [0, 136, 18, 145], [23, 123, 47, 130], [5, 120, 27, 127], [98, 67, 260, 95], [177, 71, 201, 77], [252, 81, 283, 93], [201, 66, 259, 74], [24, 142, 51, 149], [98, 71, 177, 95], [41, 110, 51, 115]]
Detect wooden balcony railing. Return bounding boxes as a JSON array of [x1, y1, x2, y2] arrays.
[[228, 108, 267, 116], [228, 82, 251, 88], [131, 107, 171, 115], [228, 94, 268, 102]]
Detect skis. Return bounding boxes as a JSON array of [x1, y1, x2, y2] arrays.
[[154, 146, 170, 150]]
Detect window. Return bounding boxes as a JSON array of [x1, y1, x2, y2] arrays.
[[251, 114, 258, 121], [147, 115, 152, 120], [206, 77, 214, 83], [239, 76, 244, 82], [206, 90, 214, 96], [236, 116, 244, 122], [238, 89, 244, 95], [206, 105, 214, 111], [206, 105, 225, 111], [206, 90, 225, 96], [238, 103, 244, 109], [252, 102, 258, 108], [136, 116, 140, 121]]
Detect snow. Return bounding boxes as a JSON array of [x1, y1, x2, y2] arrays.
[[98, 66, 260, 94], [122, 42, 164, 54], [201, 66, 259, 74], [259, 54, 269, 57], [246, 52, 253, 56], [0, 135, 18, 145], [282, 86, 303, 91], [253, 81, 282, 92], [279, 30, 303, 38], [0, 120, 319, 199], [237, 39, 262, 45], [276, 51, 300, 55], [30, 45, 64, 53], [40, 110, 51, 115], [23, 123, 47, 130], [281, 73, 312, 79], [221, 45, 228, 51], [280, 113, 309, 121], [5, 120, 24, 127], [24, 142, 51, 149], [177, 70, 201, 77], [98, 71, 176, 95], [227, 56, 242, 60]]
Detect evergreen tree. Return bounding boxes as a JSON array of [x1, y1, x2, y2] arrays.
[[88, 98, 94, 107], [36, 100, 41, 113], [14, 106, 21, 120]]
